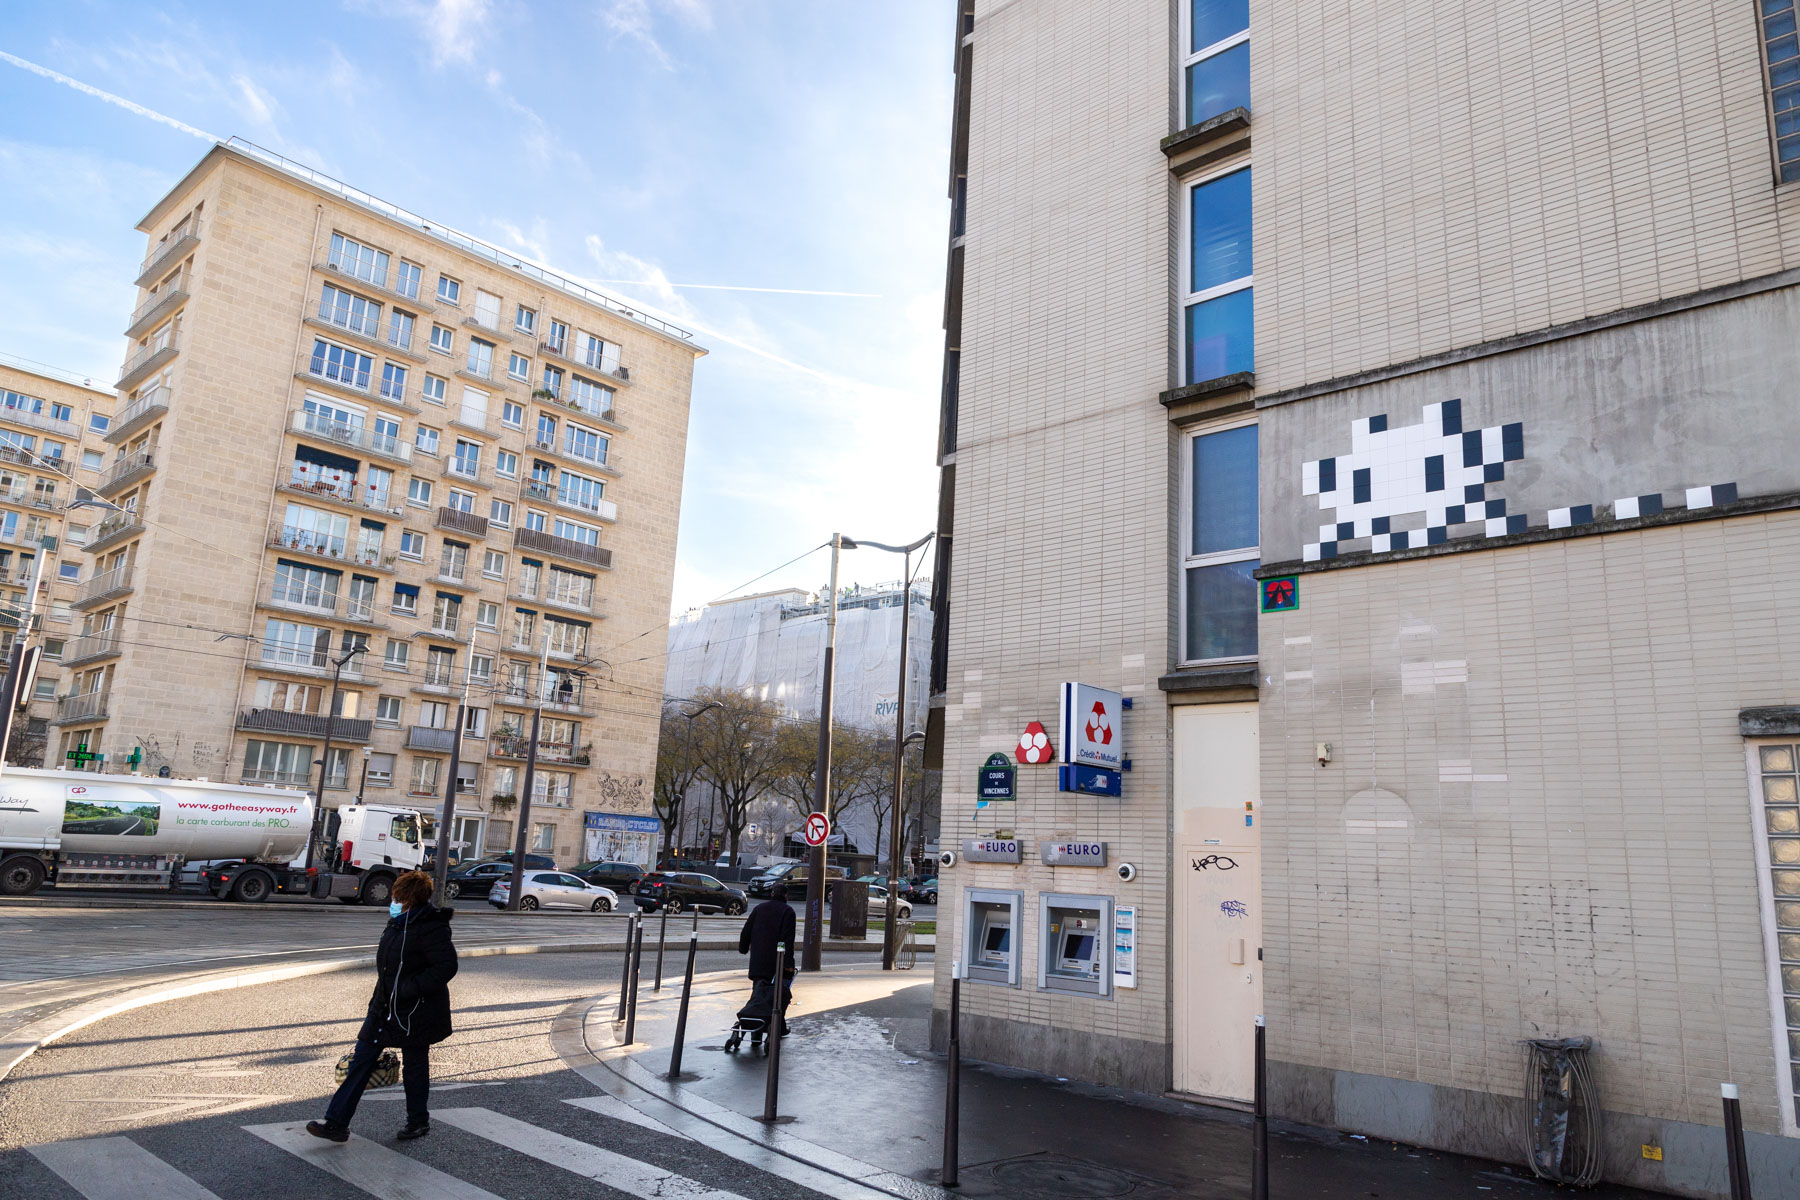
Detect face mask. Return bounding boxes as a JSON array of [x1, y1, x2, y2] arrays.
[[389, 901, 404, 919]]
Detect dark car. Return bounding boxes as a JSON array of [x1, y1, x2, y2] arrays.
[[657, 856, 712, 873], [745, 861, 848, 899], [445, 856, 556, 901], [902, 877, 939, 904], [573, 860, 647, 895], [633, 871, 748, 915]]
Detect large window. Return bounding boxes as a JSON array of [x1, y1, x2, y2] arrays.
[[1183, 0, 1249, 128], [262, 618, 331, 671], [281, 503, 350, 555], [1183, 166, 1252, 384], [310, 339, 372, 391], [328, 233, 389, 288], [244, 739, 312, 786], [1763, 1, 1800, 183], [1182, 422, 1258, 663], [319, 283, 382, 337], [548, 567, 594, 610], [568, 375, 613, 419], [557, 470, 606, 516], [564, 424, 608, 467], [271, 561, 340, 612]]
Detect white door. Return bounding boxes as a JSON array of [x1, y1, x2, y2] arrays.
[[460, 386, 489, 430], [1172, 702, 1263, 1101]]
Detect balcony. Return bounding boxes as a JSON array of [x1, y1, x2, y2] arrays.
[[106, 386, 171, 445], [282, 470, 402, 518], [442, 459, 487, 489], [523, 480, 618, 524], [116, 335, 179, 393], [0, 445, 65, 478], [533, 386, 618, 427], [434, 507, 489, 538], [72, 563, 133, 611], [135, 218, 200, 289], [267, 525, 393, 573], [82, 511, 145, 557], [53, 691, 109, 725], [489, 734, 590, 766], [62, 631, 123, 667], [407, 726, 457, 752], [540, 590, 597, 617], [0, 404, 78, 441], [241, 767, 314, 788], [258, 648, 368, 683], [237, 709, 374, 741], [461, 316, 512, 343], [304, 314, 427, 366], [124, 271, 191, 340], [290, 410, 414, 465], [495, 682, 594, 716], [97, 448, 156, 497], [514, 527, 611, 570]]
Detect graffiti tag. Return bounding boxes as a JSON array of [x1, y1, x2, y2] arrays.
[[1191, 854, 1239, 871], [1221, 900, 1248, 919]]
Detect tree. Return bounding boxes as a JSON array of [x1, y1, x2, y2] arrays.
[[653, 701, 709, 861], [767, 721, 889, 851], [690, 688, 785, 872], [865, 740, 928, 873]]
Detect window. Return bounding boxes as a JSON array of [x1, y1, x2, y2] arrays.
[[65, 524, 89, 547], [381, 362, 408, 402], [1181, 422, 1258, 663], [440, 542, 468, 582], [545, 320, 568, 355], [1764, 2, 1800, 183], [388, 309, 416, 351], [310, 339, 373, 391], [501, 401, 524, 429], [474, 289, 502, 329], [245, 739, 312, 786], [525, 509, 548, 533], [564, 424, 608, 467], [466, 338, 494, 379], [395, 261, 422, 300], [415, 426, 440, 454], [508, 353, 531, 381], [446, 488, 475, 514], [253, 679, 324, 713], [557, 470, 606, 516], [430, 324, 454, 354], [375, 696, 402, 725], [568, 375, 613, 420], [1753, 743, 1800, 1132], [515, 305, 536, 334], [384, 638, 412, 671], [365, 465, 394, 508], [348, 575, 377, 620], [494, 450, 518, 479], [367, 751, 395, 786], [552, 516, 600, 547], [41, 637, 64, 661], [546, 615, 589, 658], [271, 560, 340, 612], [517, 560, 541, 597], [452, 440, 481, 478], [410, 756, 442, 795], [533, 821, 556, 849], [281, 503, 350, 555], [1184, 166, 1253, 384], [432, 593, 462, 638], [580, 333, 617, 373], [477, 600, 500, 630], [426, 645, 457, 686], [262, 618, 330, 670], [89, 413, 109, 433], [58, 562, 80, 581], [328, 233, 390, 288], [535, 414, 557, 450], [407, 478, 433, 506], [490, 499, 513, 528], [319, 283, 382, 337], [533, 774, 573, 809], [456, 758, 480, 793], [548, 567, 593, 610], [512, 607, 537, 646], [392, 582, 419, 615], [357, 523, 383, 562], [399, 529, 426, 559], [540, 365, 564, 398], [459, 387, 488, 430], [421, 374, 446, 405], [483, 549, 506, 577], [465, 696, 491, 730], [1183, 0, 1249, 128], [437, 275, 461, 305], [81, 449, 103, 471], [34, 678, 55, 700]]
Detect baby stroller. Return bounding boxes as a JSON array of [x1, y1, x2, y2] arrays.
[[723, 976, 789, 1053]]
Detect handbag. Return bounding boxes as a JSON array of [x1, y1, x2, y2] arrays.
[[335, 1049, 401, 1089]]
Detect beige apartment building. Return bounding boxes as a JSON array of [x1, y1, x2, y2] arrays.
[[930, 1, 1800, 1194], [0, 355, 115, 765], [60, 139, 702, 868]]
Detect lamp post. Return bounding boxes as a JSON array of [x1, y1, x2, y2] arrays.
[[886, 729, 925, 968], [670, 700, 722, 864], [433, 620, 479, 899], [306, 642, 367, 873], [508, 632, 584, 909]]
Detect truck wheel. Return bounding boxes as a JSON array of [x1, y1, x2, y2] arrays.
[[361, 874, 394, 906], [231, 872, 273, 903], [1, 856, 46, 896]]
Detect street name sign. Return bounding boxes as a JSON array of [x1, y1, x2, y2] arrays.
[[978, 752, 1015, 801]]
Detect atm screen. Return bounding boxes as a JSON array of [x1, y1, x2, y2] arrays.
[[981, 924, 1010, 961], [1060, 933, 1095, 971]]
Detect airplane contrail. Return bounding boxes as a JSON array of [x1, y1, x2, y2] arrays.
[[0, 50, 221, 143]]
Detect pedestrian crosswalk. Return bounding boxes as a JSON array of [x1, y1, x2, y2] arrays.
[[25, 1104, 760, 1200]]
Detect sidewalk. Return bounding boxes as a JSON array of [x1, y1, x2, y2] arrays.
[[579, 960, 1674, 1200]]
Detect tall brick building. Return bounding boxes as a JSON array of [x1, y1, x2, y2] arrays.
[[928, 1, 1800, 1192], [63, 140, 703, 868]]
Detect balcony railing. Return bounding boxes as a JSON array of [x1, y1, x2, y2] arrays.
[[54, 691, 109, 724], [290, 410, 413, 464], [284, 470, 401, 517], [407, 725, 457, 751], [63, 631, 123, 666], [489, 735, 589, 765], [259, 647, 367, 682], [73, 563, 132, 609], [0, 404, 77, 440], [237, 709, 374, 741], [496, 682, 593, 715], [535, 386, 616, 425], [241, 767, 313, 788], [514, 527, 611, 570], [116, 334, 179, 392], [269, 525, 389, 571], [98, 448, 156, 496], [125, 271, 190, 340], [445, 458, 484, 485], [106, 386, 171, 445], [434, 507, 488, 538], [135, 217, 200, 289], [83, 511, 144, 556]]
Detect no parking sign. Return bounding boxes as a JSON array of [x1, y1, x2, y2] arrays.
[[803, 812, 831, 847]]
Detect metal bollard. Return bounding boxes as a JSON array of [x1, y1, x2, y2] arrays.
[[1722, 1083, 1754, 1200], [760, 941, 787, 1122], [615, 912, 639, 1021], [624, 918, 646, 1045], [654, 905, 670, 992], [941, 961, 961, 1188], [667, 931, 699, 1079], [1253, 1014, 1268, 1200]]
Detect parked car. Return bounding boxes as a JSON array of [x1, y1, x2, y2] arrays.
[[572, 860, 647, 895], [490, 871, 618, 912], [634, 871, 748, 915], [867, 884, 913, 921], [657, 856, 712, 873], [745, 861, 847, 898], [903, 877, 938, 905], [445, 856, 557, 901]]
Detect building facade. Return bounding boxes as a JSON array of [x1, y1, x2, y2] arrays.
[[930, 1, 1800, 1194], [63, 140, 702, 867], [0, 355, 115, 765]]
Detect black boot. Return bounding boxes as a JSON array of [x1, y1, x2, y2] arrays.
[[396, 1120, 430, 1141], [306, 1120, 348, 1143]]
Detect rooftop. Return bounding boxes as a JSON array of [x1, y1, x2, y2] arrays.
[[0, 351, 115, 397]]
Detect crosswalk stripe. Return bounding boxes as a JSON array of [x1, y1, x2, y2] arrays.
[[435, 1107, 749, 1200], [563, 1094, 693, 1140], [28, 1136, 223, 1200], [242, 1122, 504, 1200]]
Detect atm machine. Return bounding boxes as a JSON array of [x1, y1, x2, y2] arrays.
[[964, 888, 1022, 987], [1039, 893, 1113, 997]]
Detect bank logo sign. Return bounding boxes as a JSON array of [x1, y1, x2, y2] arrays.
[[1059, 682, 1122, 770]]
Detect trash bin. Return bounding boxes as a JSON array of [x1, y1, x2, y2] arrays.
[[829, 879, 868, 939]]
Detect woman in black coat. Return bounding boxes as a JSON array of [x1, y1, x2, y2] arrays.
[[308, 870, 458, 1142]]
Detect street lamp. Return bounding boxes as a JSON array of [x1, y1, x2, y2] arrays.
[[506, 636, 587, 909], [304, 641, 367, 873]]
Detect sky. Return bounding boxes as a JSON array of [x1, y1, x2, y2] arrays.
[[0, 0, 951, 623]]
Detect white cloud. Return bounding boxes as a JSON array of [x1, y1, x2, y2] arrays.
[[598, 0, 712, 70], [418, 0, 493, 65]]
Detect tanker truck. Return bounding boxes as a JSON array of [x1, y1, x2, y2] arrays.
[[0, 767, 428, 904]]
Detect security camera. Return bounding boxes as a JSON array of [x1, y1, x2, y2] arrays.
[[1117, 862, 1137, 883], [938, 850, 958, 869]]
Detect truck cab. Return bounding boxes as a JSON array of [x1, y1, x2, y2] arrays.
[[316, 803, 430, 906]]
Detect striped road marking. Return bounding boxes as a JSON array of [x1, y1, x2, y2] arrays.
[[29, 1136, 224, 1200], [436, 1107, 748, 1199], [563, 1093, 693, 1140], [242, 1122, 504, 1200]]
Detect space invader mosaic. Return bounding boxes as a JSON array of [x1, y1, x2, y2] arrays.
[[1300, 398, 1739, 562]]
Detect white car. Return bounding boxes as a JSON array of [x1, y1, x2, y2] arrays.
[[490, 871, 618, 913], [868, 885, 913, 921]]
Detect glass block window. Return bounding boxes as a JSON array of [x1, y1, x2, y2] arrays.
[[1764, 0, 1800, 184], [1757, 742, 1800, 1124]]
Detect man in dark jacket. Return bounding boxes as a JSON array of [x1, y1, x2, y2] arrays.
[[309, 870, 458, 1142], [737, 883, 797, 1042]]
